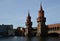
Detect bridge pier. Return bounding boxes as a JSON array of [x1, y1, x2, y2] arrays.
[[59, 34, 60, 37], [36, 32, 41, 37]]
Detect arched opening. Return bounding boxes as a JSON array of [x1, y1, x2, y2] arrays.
[[48, 33, 59, 37]]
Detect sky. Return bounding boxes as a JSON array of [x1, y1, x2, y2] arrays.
[[0, 0, 60, 29]]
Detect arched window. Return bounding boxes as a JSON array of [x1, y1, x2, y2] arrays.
[[54, 27, 56, 31], [57, 27, 59, 30]]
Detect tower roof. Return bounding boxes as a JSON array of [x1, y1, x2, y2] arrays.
[[28, 11, 30, 17], [27, 11, 31, 17], [40, 3, 43, 10], [27, 11, 31, 19], [40, 2, 43, 11], [38, 2, 44, 18], [26, 11, 31, 23]]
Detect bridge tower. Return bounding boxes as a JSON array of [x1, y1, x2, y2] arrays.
[[36, 3, 48, 37], [25, 11, 33, 37]]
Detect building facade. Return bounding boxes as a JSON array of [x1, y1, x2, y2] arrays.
[[15, 27, 25, 36], [0, 24, 13, 36]]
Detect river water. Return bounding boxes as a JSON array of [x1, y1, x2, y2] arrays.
[[0, 36, 60, 41]]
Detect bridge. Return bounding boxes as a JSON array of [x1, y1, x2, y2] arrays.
[[32, 28, 60, 37], [48, 27, 60, 37]]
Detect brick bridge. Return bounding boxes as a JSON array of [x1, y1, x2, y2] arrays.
[[47, 24, 60, 37]]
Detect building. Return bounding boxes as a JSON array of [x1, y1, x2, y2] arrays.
[[15, 27, 25, 36], [0, 24, 14, 36]]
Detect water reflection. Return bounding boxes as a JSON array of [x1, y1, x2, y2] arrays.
[[26, 37, 47, 41], [40, 37, 47, 41], [26, 37, 32, 41], [0, 36, 60, 41]]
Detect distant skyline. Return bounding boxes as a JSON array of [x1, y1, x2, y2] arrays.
[[0, 0, 60, 29]]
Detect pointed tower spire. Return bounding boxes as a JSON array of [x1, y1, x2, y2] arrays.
[[40, 1, 43, 10], [28, 10, 30, 17], [38, 1, 44, 18], [26, 10, 31, 22], [27, 10, 31, 19]]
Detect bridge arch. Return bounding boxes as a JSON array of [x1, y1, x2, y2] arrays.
[[48, 32, 59, 37]]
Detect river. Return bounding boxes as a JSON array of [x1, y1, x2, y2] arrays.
[[0, 36, 60, 41]]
